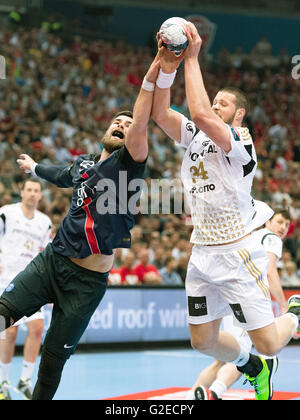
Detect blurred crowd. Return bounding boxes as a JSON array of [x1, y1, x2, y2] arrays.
[[0, 21, 299, 287]]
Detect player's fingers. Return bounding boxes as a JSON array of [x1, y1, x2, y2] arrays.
[[183, 22, 192, 38], [187, 22, 198, 39], [157, 44, 166, 58], [157, 38, 163, 49], [153, 53, 160, 63], [189, 22, 197, 33]]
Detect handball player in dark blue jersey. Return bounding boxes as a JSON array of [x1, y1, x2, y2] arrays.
[[0, 55, 160, 400]]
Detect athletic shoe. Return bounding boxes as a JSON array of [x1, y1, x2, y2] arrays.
[[17, 379, 33, 400], [194, 386, 220, 400], [288, 295, 300, 332], [243, 356, 278, 400], [0, 381, 11, 400]]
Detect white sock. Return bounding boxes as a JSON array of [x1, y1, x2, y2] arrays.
[[231, 348, 250, 367], [0, 362, 11, 382], [21, 360, 35, 382], [286, 313, 298, 334], [209, 379, 227, 399]]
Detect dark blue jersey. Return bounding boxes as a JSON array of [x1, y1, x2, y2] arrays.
[[36, 146, 146, 257]]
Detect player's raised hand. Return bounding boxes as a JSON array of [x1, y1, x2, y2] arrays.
[[157, 36, 184, 74], [184, 23, 202, 59], [145, 53, 160, 83], [17, 154, 37, 173]]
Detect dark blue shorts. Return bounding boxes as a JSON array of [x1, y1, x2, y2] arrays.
[[0, 244, 108, 359]]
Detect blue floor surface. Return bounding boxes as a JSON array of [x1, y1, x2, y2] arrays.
[[6, 344, 300, 400]]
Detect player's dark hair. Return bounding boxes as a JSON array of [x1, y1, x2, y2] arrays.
[[220, 87, 250, 116], [21, 178, 42, 190], [271, 208, 291, 221], [111, 110, 133, 122]]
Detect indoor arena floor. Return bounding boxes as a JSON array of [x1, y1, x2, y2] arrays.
[[6, 344, 300, 400]]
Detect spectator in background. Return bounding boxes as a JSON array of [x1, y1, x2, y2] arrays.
[[282, 250, 293, 265], [69, 134, 86, 158], [130, 225, 144, 243], [177, 254, 189, 283], [172, 236, 190, 260], [108, 268, 122, 285], [159, 257, 183, 286], [0, 161, 19, 197], [134, 249, 162, 285], [272, 183, 292, 208], [281, 261, 300, 287], [53, 137, 73, 164], [153, 246, 166, 270], [284, 224, 300, 260], [119, 252, 140, 285], [148, 231, 161, 263], [0, 192, 12, 207], [112, 248, 124, 269]]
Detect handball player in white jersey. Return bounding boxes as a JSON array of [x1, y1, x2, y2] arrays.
[[0, 179, 52, 399], [151, 23, 300, 400], [185, 208, 291, 400]]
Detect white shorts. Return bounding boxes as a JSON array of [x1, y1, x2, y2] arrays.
[[186, 234, 274, 331], [222, 315, 252, 353], [13, 308, 44, 327]]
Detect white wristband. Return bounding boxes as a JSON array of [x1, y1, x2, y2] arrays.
[[156, 69, 177, 89], [142, 77, 155, 92], [30, 162, 38, 175]]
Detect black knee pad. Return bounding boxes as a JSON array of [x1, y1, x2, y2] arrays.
[[0, 302, 18, 331]]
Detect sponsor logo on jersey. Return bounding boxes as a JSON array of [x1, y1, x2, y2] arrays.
[[79, 160, 95, 174], [189, 183, 216, 194], [186, 122, 194, 133], [189, 144, 217, 161], [5, 283, 15, 293]]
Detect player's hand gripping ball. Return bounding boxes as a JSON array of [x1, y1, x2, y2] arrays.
[[158, 17, 190, 56]]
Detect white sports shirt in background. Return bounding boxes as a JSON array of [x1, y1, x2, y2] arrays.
[[252, 227, 283, 260], [0, 202, 52, 287]]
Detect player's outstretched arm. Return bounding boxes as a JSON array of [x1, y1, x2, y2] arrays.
[[267, 252, 288, 315], [125, 55, 160, 163], [17, 154, 74, 188], [184, 23, 231, 152], [151, 39, 183, 143]]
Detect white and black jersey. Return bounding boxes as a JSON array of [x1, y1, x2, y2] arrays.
[[177, 116, 274, 245], [0, 203, 52, 286], [252, 227, 283, 260]]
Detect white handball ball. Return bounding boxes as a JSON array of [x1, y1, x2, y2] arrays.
[[159, 17, 190, 56]]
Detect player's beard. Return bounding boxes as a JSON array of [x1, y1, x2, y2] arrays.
[[214, 110, 235, 125], [223, 114, 235, 125], [101, 134, 125, 154]]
